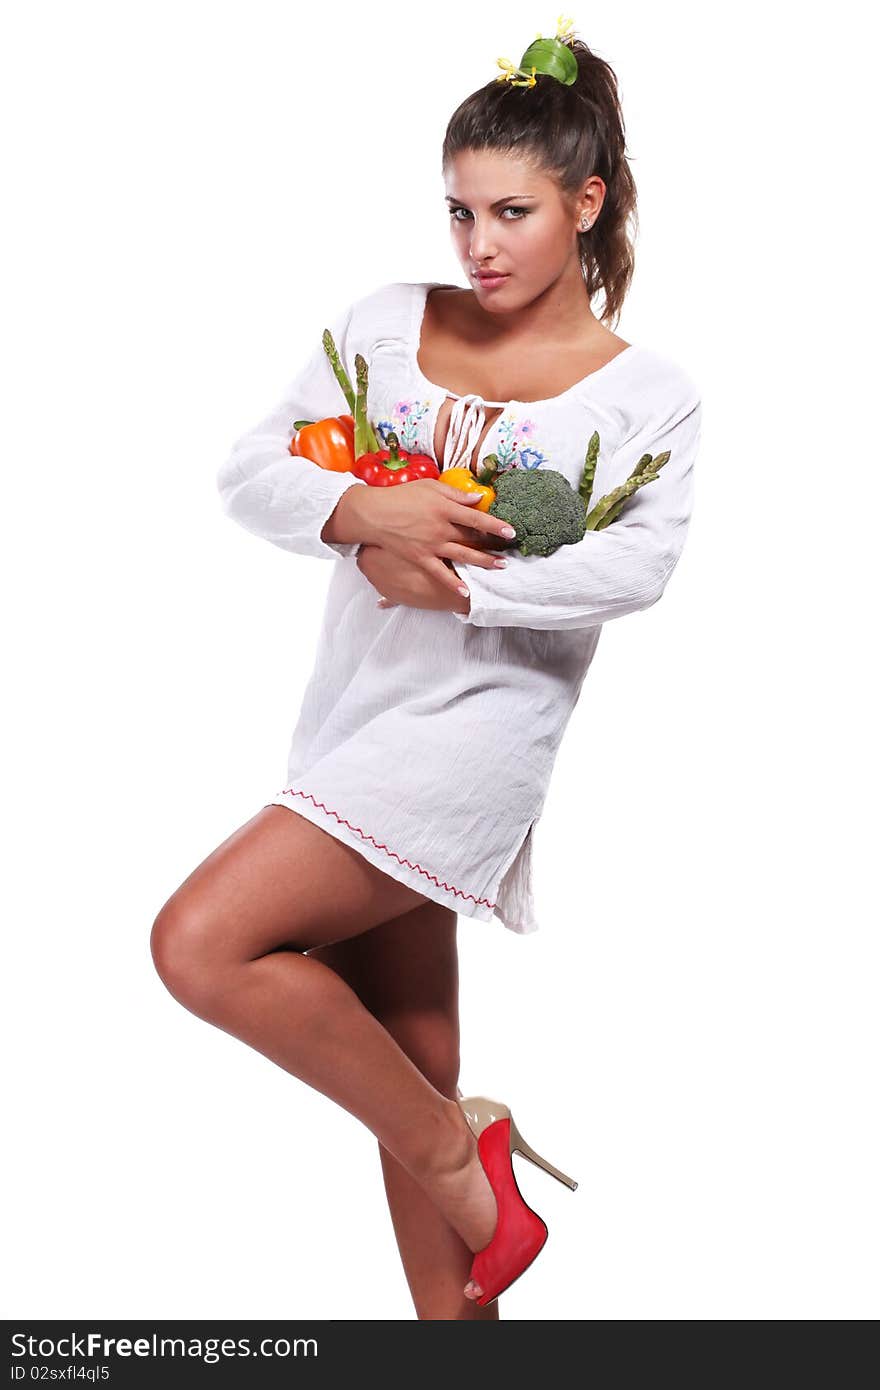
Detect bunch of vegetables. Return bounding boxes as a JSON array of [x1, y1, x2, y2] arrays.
[[290, 331, 438, 486], [468, 436, 672, 557], [290, 327, 671, 556]]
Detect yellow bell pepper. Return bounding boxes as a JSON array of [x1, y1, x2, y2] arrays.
[[439, 467, 496, 512]]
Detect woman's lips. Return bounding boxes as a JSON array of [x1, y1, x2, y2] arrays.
[[474, 272, 510, 287]]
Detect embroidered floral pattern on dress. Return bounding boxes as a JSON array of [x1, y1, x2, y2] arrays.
[[376, 398, 432, 453], [376, 399, 551, 471], [493, 413, 549, 470]]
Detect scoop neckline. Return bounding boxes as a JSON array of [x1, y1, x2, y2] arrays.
[[407, 280, 639, 409]]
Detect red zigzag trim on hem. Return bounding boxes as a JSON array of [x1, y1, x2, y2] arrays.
[[272, 787, 498, 911]]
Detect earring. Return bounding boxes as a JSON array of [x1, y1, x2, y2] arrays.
[[579, 215, 591, 231]]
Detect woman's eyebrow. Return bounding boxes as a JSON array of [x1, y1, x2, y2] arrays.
[[444, 194, 538, 208]]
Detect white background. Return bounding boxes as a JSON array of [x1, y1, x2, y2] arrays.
[[3, 0, 877, 1321]]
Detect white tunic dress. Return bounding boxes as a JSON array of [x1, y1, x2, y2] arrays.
[[217, 281, 702, 934]]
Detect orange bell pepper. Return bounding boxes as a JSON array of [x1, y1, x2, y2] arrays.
[[289, 414, 355, 473]]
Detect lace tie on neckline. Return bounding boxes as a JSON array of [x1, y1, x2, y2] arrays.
[[441, 394, 502, 472]]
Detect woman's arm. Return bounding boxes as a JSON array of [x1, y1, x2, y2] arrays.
[[450, 388, 702, 631], [216, 298, 369, 561]]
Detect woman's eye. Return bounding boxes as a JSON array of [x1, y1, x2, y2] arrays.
[[448, 207, 529, 221]]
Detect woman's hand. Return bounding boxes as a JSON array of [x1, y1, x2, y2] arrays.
[[348, 478, 515, 602], [357, 543, 471, 615]]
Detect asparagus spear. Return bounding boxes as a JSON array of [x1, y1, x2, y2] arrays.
[[578, 431, 601, 513], [323, 329, 355, 413], [353, 353, 381, 459], [321, 332, 380, 455], [586, 450, 671, 530]]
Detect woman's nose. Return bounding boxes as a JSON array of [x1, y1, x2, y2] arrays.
[[470, 234, 499, 260], [462, 218, 498, 258]]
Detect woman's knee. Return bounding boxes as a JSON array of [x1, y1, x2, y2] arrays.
[[150, 892, 241, 1014]]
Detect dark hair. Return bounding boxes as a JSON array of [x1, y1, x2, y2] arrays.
[[441, 38, 637, 328]]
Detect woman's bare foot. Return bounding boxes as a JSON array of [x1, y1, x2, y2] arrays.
[[423, 1098, 497, 1302]]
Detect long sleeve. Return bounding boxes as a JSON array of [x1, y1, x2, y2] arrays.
[[453, 380, 701, 632], [216, 298, 369, 561]]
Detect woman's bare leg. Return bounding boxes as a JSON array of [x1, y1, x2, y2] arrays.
[[150, 805, 497, 1298], [308, 902, 499, 1320]]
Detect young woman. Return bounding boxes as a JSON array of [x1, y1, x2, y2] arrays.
[[151, 23, 701, 1319]]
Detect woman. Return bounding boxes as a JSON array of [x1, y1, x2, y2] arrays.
[[151, 21, 701, 1319]]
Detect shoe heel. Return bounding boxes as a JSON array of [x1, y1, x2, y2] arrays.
[[509, 1115, 578, 1191]]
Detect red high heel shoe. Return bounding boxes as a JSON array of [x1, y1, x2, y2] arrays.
[[457, 1093, 578, 1307]]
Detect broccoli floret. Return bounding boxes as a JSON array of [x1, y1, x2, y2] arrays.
[[487, 468, 586, 557]]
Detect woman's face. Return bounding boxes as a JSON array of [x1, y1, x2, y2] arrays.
[[443, 148, 602, 311]]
